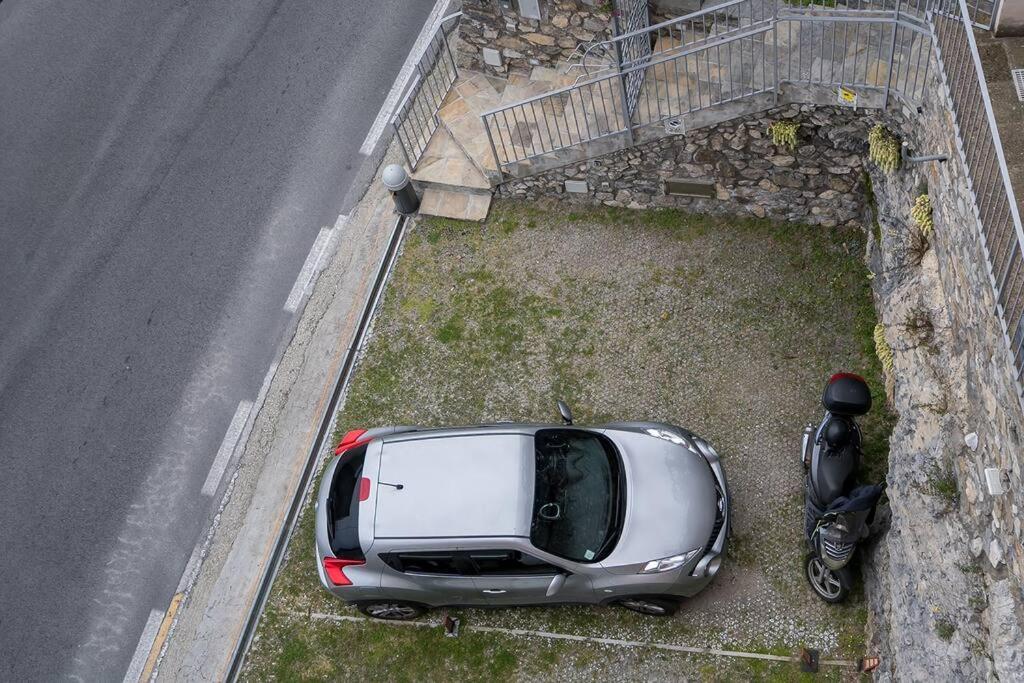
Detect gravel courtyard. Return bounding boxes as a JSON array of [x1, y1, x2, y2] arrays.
[[242, 200, 892, 681]]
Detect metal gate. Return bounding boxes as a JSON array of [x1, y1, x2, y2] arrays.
[[613, 0, 652, 117]]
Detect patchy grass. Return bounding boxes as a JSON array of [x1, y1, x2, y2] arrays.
[[243, 200, 890, 680], [923, 461, 960, 510], [935, 617, 957, 642]]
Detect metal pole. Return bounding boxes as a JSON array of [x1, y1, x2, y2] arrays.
[[883, 0, 902, 108], [773, 0, 779, 104], [611, 8, 636, 145], [482, 115, 504, 183]]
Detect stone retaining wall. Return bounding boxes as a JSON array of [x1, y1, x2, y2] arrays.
[[497, 104, 873, 228], [863, 54, 1024, 681], [457, 0, 613, 75]]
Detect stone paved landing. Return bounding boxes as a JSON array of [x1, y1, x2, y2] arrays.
[[419, 187, 491, 221]]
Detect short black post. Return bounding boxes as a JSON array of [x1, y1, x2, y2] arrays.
[[382, 164, 419, 215]]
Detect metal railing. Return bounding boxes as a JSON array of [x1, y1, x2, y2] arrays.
[[928, 0, 1024, 396], [482, 0, 934, 174], [585, 0, 775, 72], [391, 13, 461, 170]]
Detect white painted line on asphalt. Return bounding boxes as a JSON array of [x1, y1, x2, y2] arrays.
[[358, 0, 450, 156], [284, 227, 332, 313], [174, 540, 205, 595], [333, 212, 350, 232], [201, 400, 254, 496], [257, 361, 279, 405], [123, 609, 163, 683]]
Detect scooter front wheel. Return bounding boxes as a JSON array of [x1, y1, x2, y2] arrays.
[[805, 554, 849, 603]]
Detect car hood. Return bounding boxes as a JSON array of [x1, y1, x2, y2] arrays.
[[599, 430, 717, 573]]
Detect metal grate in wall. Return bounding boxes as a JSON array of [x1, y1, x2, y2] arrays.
[[1013, 69, 1024, 103]]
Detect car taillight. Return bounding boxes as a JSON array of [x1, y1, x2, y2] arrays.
[[358, 477, 371, 502], [323, 557, 364, 586], [335, 429, 368, 455]]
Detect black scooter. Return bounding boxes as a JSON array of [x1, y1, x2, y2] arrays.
[[800, 373, 885, 603]]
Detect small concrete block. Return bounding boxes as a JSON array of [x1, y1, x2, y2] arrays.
[[565, 180, 589, 193], [483, 48, 503, 68]]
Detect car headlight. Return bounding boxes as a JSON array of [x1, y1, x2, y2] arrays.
[[645, 428, 698, 454], [641, 548, 703, 573]]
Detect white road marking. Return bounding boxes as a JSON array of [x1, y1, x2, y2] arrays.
[[122, 609, 163, 683], [358, 0, 451, 156], [333, 212, 350, 232], [283, 227, 332, 313], [201, 400, 254, 496], [257, 361, 279, 405]]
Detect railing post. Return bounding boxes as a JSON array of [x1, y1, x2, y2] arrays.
[[616, 70, 636, 146], [481, 114, 504, 183], [610, 7, 636, 146], [883, 0, 902, 109], [772, 0, 780, 105], [393, 121, 415, 171]]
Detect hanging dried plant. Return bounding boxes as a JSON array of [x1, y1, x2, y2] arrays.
[[868, 124, 901, 174], [767, 120, 800, 151], [911, 193, 934, 238]]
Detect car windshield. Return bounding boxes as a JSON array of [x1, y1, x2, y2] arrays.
[[530, 428, 622, 563]]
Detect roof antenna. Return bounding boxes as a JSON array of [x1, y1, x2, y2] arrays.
[[379, 481, 404, 491]]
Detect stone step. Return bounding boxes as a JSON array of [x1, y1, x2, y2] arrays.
[[418, 187, 492, 222], [411, 125, 491, 193]]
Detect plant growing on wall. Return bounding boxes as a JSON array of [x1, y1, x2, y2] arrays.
[[911, 193, 933, 238], [874, 323, 894, 374], [767, 120, 799, 151], [868, 124, 901, 173]]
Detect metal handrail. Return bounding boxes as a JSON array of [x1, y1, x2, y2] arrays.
[[926, 0, 1024, 394], [948, 0, 1024, 244], [390, 11, 462, 170], [482, 21, 775, 118]]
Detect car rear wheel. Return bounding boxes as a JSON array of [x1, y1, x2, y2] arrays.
[[804, 554, 849, 603], [613, 596, 679, 617], [356, 600, 425, 620]]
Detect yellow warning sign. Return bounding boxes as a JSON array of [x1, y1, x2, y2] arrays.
[[838, 86, 858, 107]]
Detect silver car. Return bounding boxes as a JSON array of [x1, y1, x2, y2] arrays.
[[314, 404, 729, 620]]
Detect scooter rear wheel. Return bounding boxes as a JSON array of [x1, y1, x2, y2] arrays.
[[805, 554, 849, 603]]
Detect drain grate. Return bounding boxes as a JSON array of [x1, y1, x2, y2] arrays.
[[1014, 69, 1024, 103]]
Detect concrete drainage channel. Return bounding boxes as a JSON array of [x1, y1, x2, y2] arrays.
[[223, 215, 408, 682]]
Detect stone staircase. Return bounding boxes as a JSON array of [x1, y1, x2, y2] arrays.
[[411, 67, 582, 221]]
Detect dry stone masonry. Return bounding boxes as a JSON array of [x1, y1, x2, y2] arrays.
[[863, 53, 1024, 681], [498, 105, 872, 228], [457, 0, 613, 74]]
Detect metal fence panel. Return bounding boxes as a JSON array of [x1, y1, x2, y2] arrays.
[[928, 0, 1024, 394], [391, 15, 460, 170]]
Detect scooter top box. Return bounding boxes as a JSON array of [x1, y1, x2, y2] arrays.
[[822, 373, 872, 416]]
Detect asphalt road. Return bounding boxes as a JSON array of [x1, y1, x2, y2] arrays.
[[0, 1, 435, 679]]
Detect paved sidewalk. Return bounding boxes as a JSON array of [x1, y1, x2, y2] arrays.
[[151, 149, 404, 682]]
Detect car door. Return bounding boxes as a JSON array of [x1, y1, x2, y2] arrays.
[[468, 549, 594, 606], [377, 551, 485, 606]]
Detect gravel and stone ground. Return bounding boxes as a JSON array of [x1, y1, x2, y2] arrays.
[[241, 199, 893, 681]]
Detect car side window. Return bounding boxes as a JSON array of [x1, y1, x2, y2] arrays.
[[469, 550, 559, 576], [382, 552, 468, 576]]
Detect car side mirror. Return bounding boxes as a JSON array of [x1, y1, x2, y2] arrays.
[[546, 572, 567, 597], [556, 400, 573, 425]]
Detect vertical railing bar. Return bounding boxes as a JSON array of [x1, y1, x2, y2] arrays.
[[482, 116, 503, 181]]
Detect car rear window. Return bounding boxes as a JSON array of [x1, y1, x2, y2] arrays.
[[327, 444, 368, 559]]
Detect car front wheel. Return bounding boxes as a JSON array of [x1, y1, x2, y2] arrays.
[[613, 596, 679, 617], [355, 600, 425, 620]]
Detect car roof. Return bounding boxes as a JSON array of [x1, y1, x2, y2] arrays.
[[371, 430, 535, 540]]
